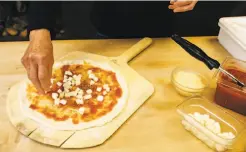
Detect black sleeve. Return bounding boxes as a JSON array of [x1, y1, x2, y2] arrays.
[[27, 1, 61, 39]]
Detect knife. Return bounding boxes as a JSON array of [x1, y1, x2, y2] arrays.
[[171, 34, 245, 88]]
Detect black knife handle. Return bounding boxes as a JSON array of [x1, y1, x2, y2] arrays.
[[171, 34, 220, 70]]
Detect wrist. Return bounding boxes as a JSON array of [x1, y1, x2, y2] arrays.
[[30, 29, 51, 41]]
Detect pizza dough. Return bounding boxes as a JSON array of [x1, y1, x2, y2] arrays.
[[19, 60, 129, 131]]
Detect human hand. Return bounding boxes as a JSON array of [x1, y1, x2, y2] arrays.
[[168, 0, 198, 13], [21, 29, 54, 94]]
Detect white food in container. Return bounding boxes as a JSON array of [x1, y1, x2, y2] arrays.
[[177, 96, 244, 152], [181, 113, 232, 151]]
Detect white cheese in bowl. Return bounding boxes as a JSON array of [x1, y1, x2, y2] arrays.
[[171, 68, 208, 97], [175, 71, 205, 89]]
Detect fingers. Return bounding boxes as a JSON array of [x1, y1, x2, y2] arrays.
[[38, 51, 54, 92], [172, 1, 192, 7], [38, 64, 51, 92], [29, 57, 44, 94], [21, 44, 32, 72], [168, 4, 176, 10], [21, 54, 29, 69], [169, 1, 191, 10], [27, 52, 53, 94], [170, 0, 177, 5], [173, 3, 195, 13], [22, 29, 53, 95], [48, 61, 54, 85], [169, 0, 197, 13]]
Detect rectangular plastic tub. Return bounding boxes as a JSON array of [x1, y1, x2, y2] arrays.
[[177, 96, 245, 152], [218, 16, 246, 61], [214, 57, 246, 116]]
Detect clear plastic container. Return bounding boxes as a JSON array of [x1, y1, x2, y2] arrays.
[[177, 96, 245, 152], [214, 57, 246, 115]]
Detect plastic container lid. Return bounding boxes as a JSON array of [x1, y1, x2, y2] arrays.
[[219, 17, 246, 50]]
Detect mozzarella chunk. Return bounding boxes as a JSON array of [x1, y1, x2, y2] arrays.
[[214, 122, 221, 134], [97, 95, 104, 102], [218, 133, 228, 139], [74, 87, 80, 94], [64, 88, 69, 93], [65, 91, 75, 98], [75, 81, 81, 86], [103, 91, 107, 95], [89, 74, 94, 79], [65, 93, 70, 98], [103, 84, 109, 89], [75, 75, 82, 86], [78, 89, 84, 95], [218, 132, 235, 139], [189, 112, 236, 141], [71, 80, 75, 86], [68, 91, 77, 97], [65, 71, 72, 76], [228, 132, 235, 139], [68, 77, 73, 81], [78, 107, 85, 115], [105, 87, 110, 92], [73, 75, 77, 79], [57, 82, 62, 86], [93, 77, 98, 82], [103, 84, 110, 93], [57, 89, 62, 93], [76, 99, 84, 105], [86, 89, 92, 94], [90, 80, 95, 85], [87, 70, 92, 74], [60, 99, 67, 105], [52, 93, 58, 99], [69, 91, 77, 97], [54, 99, 60, 105], [76, 94, 83, 99], [63, 81, 72, 88], [84, 94, 92, 100], [50, 78, 55, 84], [96, 87, 102, 92], [203, 114, 210, 120]]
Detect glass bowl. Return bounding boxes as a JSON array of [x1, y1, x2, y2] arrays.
[[171, 67, 209, 97]]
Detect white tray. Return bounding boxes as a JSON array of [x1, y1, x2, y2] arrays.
[[218, 16, 246, 61]]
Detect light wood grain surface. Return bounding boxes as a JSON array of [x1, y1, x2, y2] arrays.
[[0, 37, 245, 152]]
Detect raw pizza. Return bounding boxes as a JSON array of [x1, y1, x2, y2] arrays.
[[19, 60, 128, 130]]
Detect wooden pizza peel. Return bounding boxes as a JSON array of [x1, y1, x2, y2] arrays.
[[6, 37, 155, 148]]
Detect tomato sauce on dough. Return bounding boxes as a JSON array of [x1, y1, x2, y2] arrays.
[[26, 63, 123, 124]]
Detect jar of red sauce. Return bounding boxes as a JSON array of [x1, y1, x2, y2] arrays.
[[214, 57, 246, 115]]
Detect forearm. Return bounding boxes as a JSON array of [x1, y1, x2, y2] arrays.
[[27, 1, 61, 39]]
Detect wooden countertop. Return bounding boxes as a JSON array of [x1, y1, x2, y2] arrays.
[[0, 37, 245, 152]]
